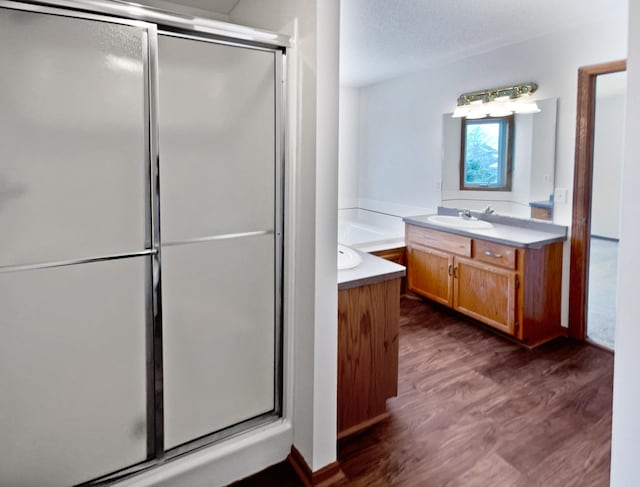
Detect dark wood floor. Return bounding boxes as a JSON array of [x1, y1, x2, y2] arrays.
[[233, 296, 614, 487]]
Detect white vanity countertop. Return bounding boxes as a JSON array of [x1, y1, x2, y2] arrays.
[[338, 250, 405, 291], [404, 214, 567, 249]]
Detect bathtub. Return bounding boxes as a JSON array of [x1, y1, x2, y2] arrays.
[[338, 208, 405, 253]]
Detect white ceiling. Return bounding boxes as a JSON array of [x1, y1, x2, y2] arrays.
[[340, 0, 628, 87], [169, 0, 240, 14]]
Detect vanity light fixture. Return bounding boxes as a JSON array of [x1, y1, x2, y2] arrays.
[[452, 82, 540, 118]]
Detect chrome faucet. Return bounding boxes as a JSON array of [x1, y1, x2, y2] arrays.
[[459, 208, 472, 220], [483, 205, 495, 215]]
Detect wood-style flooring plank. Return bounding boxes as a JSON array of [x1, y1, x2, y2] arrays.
[[231, 296, 614, 487]]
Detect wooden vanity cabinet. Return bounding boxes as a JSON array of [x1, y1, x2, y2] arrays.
[[372, 247, 407, 294], [371, 247, 406, 266], [406, 224, 563, 346]]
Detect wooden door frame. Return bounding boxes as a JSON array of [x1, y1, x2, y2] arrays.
[[568, 59, 626, 340]]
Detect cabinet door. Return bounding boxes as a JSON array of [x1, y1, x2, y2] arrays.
[[407, 245, 453, 306], [453, 257, 517, 335]]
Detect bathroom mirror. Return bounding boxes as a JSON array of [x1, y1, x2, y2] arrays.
[[441, 98, 558, 220]]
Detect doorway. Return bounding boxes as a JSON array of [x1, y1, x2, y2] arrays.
[[569, 60, 627, 349]]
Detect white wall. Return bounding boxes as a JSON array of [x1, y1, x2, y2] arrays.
[[232, 0, 341, 474], [338, 86, 360, 208], [311, 0, 340, 470], [610, 1, 640, 484], [357, 72, 439, 216], [592, 92, 626, 239]]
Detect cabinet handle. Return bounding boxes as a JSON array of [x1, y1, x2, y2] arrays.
[[484, 250, 503, 258], [453, 266, 458, 278], [448, 264, 452, 276]]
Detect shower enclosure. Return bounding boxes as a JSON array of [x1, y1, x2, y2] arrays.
[[0, 2, 285, 485]]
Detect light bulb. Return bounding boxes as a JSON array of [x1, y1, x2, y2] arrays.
[[488, 101, 514, 117], [452, 106, 470, 118], [465, 110, 488, 119], [514, 101, 540, 114]]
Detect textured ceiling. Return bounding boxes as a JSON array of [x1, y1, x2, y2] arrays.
[[341, 0, 628, 86]]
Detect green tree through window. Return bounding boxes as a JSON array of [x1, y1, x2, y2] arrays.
[[460, 115, 513, 191]]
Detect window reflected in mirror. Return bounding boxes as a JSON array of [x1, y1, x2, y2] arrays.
[[460, 115, 514, 191]]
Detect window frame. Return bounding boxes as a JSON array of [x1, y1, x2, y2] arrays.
[[459, 114, 514, 191]]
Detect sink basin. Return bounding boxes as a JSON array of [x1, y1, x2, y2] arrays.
[[337, 244, 362, 270], [427, 215, 494, 230]]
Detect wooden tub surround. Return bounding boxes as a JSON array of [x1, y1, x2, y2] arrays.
[[405, 221, 566, 347]]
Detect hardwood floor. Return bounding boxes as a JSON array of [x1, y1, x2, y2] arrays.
[[232, 296, 614, 487]]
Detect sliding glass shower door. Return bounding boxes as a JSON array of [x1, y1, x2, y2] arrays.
[[0, 3, 284, 484], [157, 34, 281, 450], [0, 7, 153, 486]]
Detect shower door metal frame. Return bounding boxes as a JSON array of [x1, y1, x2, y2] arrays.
[[8, 0, 291, 48], [0, 1, 288, 485]]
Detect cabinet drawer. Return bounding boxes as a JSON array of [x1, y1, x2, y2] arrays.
[[473, 240, 517, 269], [406, 224, 471, 257]]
